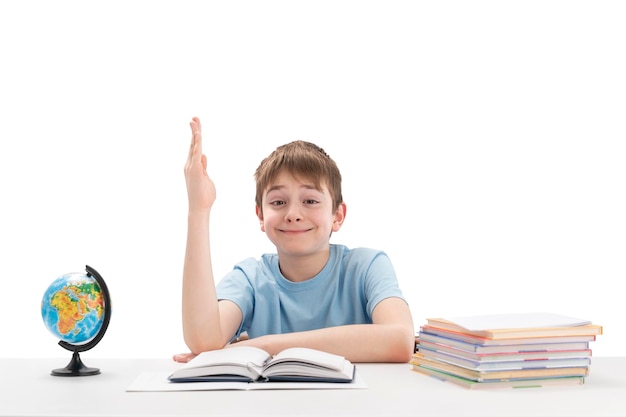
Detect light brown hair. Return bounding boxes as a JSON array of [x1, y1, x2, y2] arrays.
[[254, 140, 343, 213]]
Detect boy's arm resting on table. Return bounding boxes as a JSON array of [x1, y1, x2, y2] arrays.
[[230, 297, 415, 363]]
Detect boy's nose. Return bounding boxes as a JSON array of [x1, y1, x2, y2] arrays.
[[285, 208, 302, 222]]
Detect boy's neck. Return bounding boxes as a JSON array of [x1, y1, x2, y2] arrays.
[[277, 247, 331, 282]]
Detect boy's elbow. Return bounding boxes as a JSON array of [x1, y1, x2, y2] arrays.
[[185, 336, 225, 355], [388, 341, 414, 363], [394, 341, 415, 363], [388, 326, 415, 363]]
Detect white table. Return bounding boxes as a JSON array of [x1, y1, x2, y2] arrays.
[[2, 357, 626, 416]]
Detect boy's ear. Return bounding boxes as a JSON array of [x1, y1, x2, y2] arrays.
[[256, 205, 265, 232], [332, 202, 347, 232]]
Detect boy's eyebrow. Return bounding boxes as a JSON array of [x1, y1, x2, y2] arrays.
[[265, 184, 285, 194], [265, 183, 320, 194]]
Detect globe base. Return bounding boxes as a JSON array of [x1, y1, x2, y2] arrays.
[[51, 351, 100, 377]]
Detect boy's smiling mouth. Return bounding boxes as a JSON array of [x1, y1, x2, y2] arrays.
[[280, 228, 312, 234]]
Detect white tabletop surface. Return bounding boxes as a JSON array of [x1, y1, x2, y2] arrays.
[[1, 357, 626, 417]]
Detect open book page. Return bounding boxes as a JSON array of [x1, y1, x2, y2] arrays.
[[262, 347, 354, 382], [266, 348, 347, 370], [169, 346, 270, 381], [442, 313, 591, 331]]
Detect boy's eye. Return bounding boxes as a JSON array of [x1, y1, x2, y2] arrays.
[[268, 199, 319, 206]]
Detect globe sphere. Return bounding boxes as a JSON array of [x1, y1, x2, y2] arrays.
[[41, 272, 105, 345]]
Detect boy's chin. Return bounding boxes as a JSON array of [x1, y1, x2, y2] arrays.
[[276, 244, 329, 257]]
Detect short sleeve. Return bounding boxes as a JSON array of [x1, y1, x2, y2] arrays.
[[363, 252, 406, 317]]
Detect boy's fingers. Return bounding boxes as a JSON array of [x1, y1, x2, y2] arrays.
[[188, 117, 203, 161], [172, 352, 197, 363]]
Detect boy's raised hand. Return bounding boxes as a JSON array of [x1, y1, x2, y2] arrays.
[[184, 117, 216, 213]]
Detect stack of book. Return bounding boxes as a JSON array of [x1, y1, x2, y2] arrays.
[[411, 312, 603, 390]]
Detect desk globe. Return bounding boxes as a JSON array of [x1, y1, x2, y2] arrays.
[[41, 265, 111, 376]]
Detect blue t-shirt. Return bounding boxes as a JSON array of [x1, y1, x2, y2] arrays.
[[216, 244, 406, 339]]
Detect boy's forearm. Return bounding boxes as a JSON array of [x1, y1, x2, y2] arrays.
[[181, 214, 224, 353], [241, 324, 415, 363]]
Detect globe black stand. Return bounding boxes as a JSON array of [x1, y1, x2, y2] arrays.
[[52, 265, 112, 377], [53, 351, 101, 376]]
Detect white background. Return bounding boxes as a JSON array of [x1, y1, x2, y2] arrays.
[[1, 1, 624, 359]]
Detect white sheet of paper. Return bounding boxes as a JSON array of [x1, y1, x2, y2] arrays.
[[443, 312, 591, 331], [126, 370, 367, 392]]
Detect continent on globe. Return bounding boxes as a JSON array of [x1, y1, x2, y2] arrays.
[[50, 280, 104, 336], [42, 272, 105, 345]]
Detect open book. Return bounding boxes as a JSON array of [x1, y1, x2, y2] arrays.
[[168, 346, 355, 383]]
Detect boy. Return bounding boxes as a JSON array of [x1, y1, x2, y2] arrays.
[[174, 117, 414, 363]]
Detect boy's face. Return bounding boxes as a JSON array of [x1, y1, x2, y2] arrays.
[[256, 170, 345, 257]]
